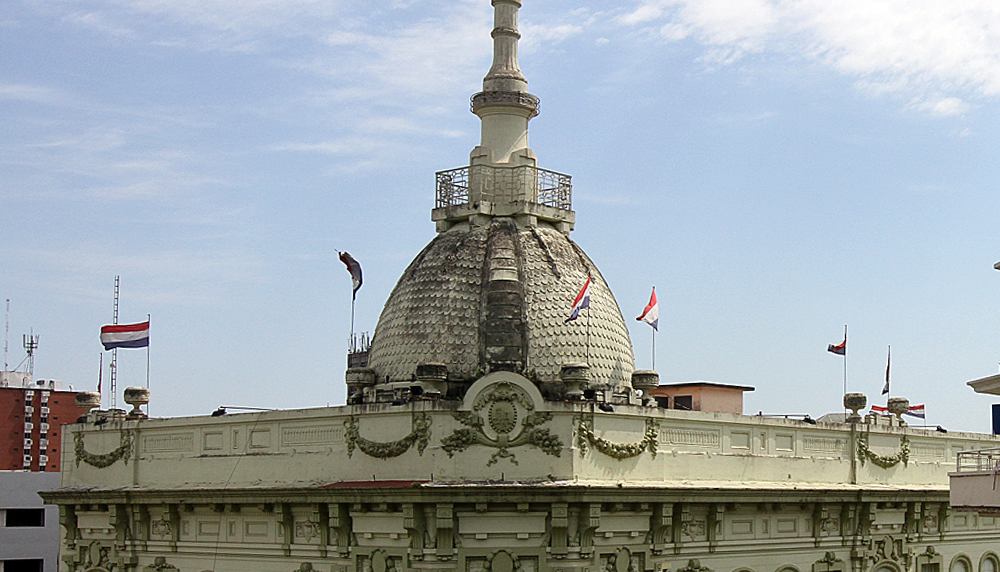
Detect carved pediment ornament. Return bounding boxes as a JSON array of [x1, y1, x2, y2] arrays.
[[867, 534, 910, 566], [441, 381, 562, 465], [74, 430, 135, 469], [143, 556, 179, 571], [857, 434, 909, 469], [677, 559, 714, 572], [576, 416, 658, 460], [344, 412, 431, 459]]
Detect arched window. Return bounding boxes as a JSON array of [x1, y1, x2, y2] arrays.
[[980, 553, 999, 572], [952, 555, 973, 572]]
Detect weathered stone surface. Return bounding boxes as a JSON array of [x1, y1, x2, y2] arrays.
[[368, 221, 633, 388]]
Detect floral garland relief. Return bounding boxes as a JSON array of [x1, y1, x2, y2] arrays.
[[440, 381, 562, 466], [344, 412, 431, 459], [857, 434, 909, 469], [74, 430, 134, 468], [576, 417, 659, 460]]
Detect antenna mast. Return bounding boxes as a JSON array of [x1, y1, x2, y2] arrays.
[[23, 330, 39, 379], [4, 298, 9, 371], [110, 275, 119, 410]]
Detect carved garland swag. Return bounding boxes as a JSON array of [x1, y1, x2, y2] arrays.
[[856, 434, 909, 469], [344, 412, 431, 459], [74, 430, 135, 468], [576, 417, 659, 460]]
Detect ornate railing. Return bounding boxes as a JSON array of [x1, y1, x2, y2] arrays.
[[956, 447, 1000, 472], [435, 165, 572, 211]]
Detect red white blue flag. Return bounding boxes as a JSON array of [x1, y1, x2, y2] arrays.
[[100, 321, 149, 351], [565, 277, 591, 324], [636, 287, 658, 331], [904, 404, 925, 419], [827, 339, 846, 356]]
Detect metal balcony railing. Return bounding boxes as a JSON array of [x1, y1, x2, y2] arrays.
[[436, 165, 572, 211], [955, 447, 1000, 472]]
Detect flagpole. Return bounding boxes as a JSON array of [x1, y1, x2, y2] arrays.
[[843, 324, 847, 396], [652, 328, 655, 371], [146, 314, 151, 417]]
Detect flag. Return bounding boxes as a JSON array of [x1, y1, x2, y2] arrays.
[[565, 277, 591, 324], [870, 405, 890, 415], [339, 251, 363, 300], [827, 339, 846, 356], [636, 287, 658, 331], [882, 346, 891, 395], [904, 404, 925, 419], [100, 321, 149, 351]]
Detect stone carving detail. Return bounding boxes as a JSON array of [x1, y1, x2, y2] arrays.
[[441, 381, 562, 465], [676, 559, 714, 572], [867, 534, 908, 566], [576, 417, 658, 459], [294, 564, 316, 572], [73, 540, 115, 572], [150, 518, 171, 537], [922, 513, 938, 533], [143, 557, 179, 571], [363, 549, 398, 572], [74, 431, 134, 468], [681, 519, 707, 540], [857, 435, 909, 469], [821, 517, 840, 534], [344, 412, 431, 459], [295, 519, 319, 540], [601, 548, 642, 572]]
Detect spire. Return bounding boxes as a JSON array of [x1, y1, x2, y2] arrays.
[[432, 0, 574, 236], [471, 0, 538, 165]]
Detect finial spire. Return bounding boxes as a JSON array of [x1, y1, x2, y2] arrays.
[[433, 0, 574, 236], [471, 0, 538, 165], [483, 0, 527, 93]]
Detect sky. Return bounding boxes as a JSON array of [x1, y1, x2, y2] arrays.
[[2, 0, 1000, 432]]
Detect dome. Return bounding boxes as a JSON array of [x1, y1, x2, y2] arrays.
[[367, 218, 634, 389]]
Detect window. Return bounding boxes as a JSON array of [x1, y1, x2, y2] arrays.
[[923, 565, 941, 572], [5, 508, 45, 527], [674, 395, 693, 410], [2, 559, 43, 572], [982, 555, 998, 572]]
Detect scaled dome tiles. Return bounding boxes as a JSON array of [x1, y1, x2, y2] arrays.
[[368, 219, 634, 389]]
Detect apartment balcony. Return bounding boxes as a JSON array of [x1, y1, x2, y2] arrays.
[[950, 448, 1000, 513]]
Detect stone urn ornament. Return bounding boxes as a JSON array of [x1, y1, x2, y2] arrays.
[[887, 397, 910, 424], [76, 391, 101, 411], [123, 386, 150, 418], [843, 392, 866, 423], [631, 370, 660, 405]]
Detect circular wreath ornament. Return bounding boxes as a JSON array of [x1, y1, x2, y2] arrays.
[[857, 434, 909, 468]]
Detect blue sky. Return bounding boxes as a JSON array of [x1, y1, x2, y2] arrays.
[[3, 0, 1000, 432]]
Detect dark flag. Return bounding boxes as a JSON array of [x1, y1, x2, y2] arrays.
[[339, 251, 363, 300]]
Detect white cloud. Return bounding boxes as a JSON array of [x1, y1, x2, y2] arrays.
[[618, 0, 1000, 111]]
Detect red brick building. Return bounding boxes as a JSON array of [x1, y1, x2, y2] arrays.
[[0, 380, 88, 472]]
